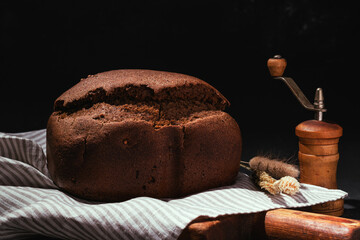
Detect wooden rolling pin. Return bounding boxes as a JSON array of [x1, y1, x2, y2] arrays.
[[179, 209, 360, 240], [265, 209, 360, 240]]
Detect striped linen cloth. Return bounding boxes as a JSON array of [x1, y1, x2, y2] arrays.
[[0, 129, 347, 240]]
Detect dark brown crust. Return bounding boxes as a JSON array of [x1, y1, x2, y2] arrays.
[[47, 111, 241, 201], [54, 69, 229, 113], [46, 69, 241, 202]]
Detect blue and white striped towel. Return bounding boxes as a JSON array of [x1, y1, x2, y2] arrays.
[[0, 129, 347, 239]]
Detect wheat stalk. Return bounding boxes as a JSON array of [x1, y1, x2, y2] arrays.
[[240, 156, 300, 195], [248, 156, 299, 179]]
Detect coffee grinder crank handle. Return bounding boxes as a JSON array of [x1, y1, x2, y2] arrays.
[[267, 55, 326, 121]]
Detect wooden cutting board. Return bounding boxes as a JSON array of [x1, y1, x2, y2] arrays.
[[178, 208, 360, 239]]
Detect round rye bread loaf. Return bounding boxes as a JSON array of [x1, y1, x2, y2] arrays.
[[46, 69, 242, 202]]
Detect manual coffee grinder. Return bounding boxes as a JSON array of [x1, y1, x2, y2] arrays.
[[267, 55, 344, 216]]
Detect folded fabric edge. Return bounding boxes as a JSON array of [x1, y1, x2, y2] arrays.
[[0, 131, 49, 177]]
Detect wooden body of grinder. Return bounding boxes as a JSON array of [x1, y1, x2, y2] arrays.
[[267, 55, 344, 216]]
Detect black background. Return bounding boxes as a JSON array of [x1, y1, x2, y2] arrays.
[[1, 0, 360, 218]]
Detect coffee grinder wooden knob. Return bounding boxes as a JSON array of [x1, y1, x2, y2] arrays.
[[267, 55, 287, 77], [267, 55, 344, 216]]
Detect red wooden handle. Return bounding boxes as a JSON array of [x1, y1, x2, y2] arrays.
[[265, 209, 360, 240]]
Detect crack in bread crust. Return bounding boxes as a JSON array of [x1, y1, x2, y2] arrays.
[[54, 84, 228, 114], [56, 101, 223, 129]]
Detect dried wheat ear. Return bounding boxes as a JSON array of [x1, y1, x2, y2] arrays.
[[240, 156, 300, 195], [248, 156, 300, 179], [253, 171, 300, 195]]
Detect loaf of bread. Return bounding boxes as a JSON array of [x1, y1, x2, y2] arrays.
[[46, 69, 242, 201]]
